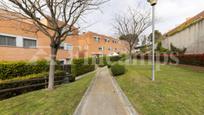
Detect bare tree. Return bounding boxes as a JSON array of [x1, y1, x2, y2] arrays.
[[114, 8, 151, 63], [0, 0, 106, 90]]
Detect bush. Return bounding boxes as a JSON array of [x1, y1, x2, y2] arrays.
[[111, 64, 125, 76], [71, 58, 95, 78], [96, 56, 121, 67], [0, 60, 50, 80], [68, 75, 75, 82], [120, 54, 128, 61], [98, 64, 106, 67], [96, 56, 109, 67], [97, 56, 108, 65], [156, 42, 169, 53], [136, 54, 204, 67], [0, 70, 66, 84], [107, 63, 112, 68], [0, 71, 66, 99], [178, 54, 204, 66], [110, 56, 121, 62], [60, 65, 71, 73], [170, 43, 187, 55]]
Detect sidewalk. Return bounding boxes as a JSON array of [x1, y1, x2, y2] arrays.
[[74, 67, 137, 115]]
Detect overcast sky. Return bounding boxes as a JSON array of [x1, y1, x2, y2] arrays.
[[80, 0, 204, 37]]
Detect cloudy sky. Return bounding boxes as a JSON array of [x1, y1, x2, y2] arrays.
[[80, 0, 204, 37]]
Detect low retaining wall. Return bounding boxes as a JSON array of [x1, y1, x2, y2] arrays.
[[0, 74, 71, 100]]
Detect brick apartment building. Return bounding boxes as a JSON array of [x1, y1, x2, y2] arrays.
[[0, 10, 127, 64], [74, 32, 127, 58]]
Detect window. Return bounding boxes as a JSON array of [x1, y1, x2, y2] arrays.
[[59, 60, 65, 65], [0, 35, 16, 46], [67, 31, 72, 36], [105, 38, 110, 42], [112, 40, 117, 44], [108, 47, 112, 51], [99, 46, 104, 51], [84, 45, 88, 50], [23, 38, 36, 48], [66, 58, 71, 64], [60, 42, 65, 49], [94, 36, 100, 42], [66, 44, 73, 51]]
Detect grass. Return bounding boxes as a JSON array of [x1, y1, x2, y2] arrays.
[[0, 72, 95, 115], [116, 60, 204, 115]]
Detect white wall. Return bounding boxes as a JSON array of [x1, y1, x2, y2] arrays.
[[162, 20, 204, 54], [16, 37, 23, 47]]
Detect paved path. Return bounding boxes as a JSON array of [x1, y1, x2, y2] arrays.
[[74, 67, 137, 115]]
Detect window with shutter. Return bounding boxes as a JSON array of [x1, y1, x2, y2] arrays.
[[0, 35, 16, 46], [23, 38, 36, 48]]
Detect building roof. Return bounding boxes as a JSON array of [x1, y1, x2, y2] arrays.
[[83, 31, 118, 40], [0, 9, 78, 31], [0, 9, 35, 25], [165, 10, 204, 37]]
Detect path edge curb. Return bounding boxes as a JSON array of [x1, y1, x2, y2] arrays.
[[110, 72, 139, 115], [73, 68, 102, 115]]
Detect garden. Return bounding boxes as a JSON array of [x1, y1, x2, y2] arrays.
[[0, 55, 124, 100], [115, 60, 204, 115], [0, 58, 96, 100], [0, 72, 95, 115], [0, 55, 125, 114]]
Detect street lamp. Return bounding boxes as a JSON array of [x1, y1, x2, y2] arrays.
[[147, 0, 157, 81], [147, 0, 157, 6]]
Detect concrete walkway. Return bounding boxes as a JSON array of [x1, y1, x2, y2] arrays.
[[74, 67, 137, 115]]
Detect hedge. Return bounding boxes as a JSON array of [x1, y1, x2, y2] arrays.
[[0, 60, 50, 80], [120, 54, 128, 61], [71, 58, 95, 79], [135, 54, 174, 63], [0, 71, 67, 100], [111, 64, 125, 76], [136, 54, 204, 67], [97, 56, 108, 67], [110, 56, 121, 62], [96, 56, 122, 67], [0, 70, 65, 84], [178, 54, 204, 66]]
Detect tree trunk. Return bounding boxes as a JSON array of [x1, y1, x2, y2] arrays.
[[129, 50, 133, 64], [48, 47, 58, 90]]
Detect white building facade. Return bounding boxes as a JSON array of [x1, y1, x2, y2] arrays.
[[162, 12, 204, 54]]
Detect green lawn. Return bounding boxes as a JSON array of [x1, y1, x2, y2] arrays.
[[0, 72, 95, 115], [116, 60, 204, 115]]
